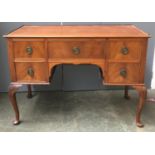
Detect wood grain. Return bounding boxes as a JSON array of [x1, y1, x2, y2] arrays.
[[107, 63, 140, 83], [13, 40, 46, 59], [106, 38, 143, 62], [48, 39, 105, 58], [15, 62, 48, 83], [7, 38, 16, 81], [4, 25, 149, 38]]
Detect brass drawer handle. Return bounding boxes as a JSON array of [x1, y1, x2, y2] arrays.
[[72, 47, 80, 55], [120, 69, 127, 78], [26, 46, 33, 55], [121, 47, 129, 55], [27, 67, 34, 77]]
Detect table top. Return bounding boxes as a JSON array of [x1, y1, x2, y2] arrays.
[[4, 25, 149, 38]]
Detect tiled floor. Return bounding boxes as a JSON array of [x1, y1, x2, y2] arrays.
[[0, 90, 155, 131]]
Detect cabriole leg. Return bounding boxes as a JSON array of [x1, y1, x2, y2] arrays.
[[8, 84, 22, 125], [132, 85, 147, 128]]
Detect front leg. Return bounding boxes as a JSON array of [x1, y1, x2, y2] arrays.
[[8, 83, 22, 125], [132, 85, 147, 127]]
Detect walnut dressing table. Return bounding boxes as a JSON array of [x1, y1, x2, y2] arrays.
[[4, 25, 149, 127]]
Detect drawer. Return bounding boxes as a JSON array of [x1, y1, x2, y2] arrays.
[[13, 40, 46, 59], [47, 39, 105, 58], [107, 63, 140, 83], [107, 39, 143, 61], [15, 62, 48, 83]]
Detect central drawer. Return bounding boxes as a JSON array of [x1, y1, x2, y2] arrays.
[[47, 39, 105, 59]]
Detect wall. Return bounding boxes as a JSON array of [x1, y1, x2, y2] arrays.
[[0, 22, 154, 92]]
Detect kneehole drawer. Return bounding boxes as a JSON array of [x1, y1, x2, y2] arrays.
[[15, 62, 48, 83]]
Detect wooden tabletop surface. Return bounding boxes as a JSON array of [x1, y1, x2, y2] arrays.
[[4, 25, 149, 38]]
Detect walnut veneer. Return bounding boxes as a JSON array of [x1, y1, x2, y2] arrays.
[[4, 25, 149, 127]]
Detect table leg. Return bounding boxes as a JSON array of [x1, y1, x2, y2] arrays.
[[27, 84, 32, 98], [124, 86, 130, 99], [132, 85, 147, 127], [8, 84, 22, 125]]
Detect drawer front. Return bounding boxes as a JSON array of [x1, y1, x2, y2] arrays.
[[13, 41, 46, 59], [107, 63, 140, 83], [47, 39, 105, 58], [107, 39, 143, 61], [15, 62, 48, 82]]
